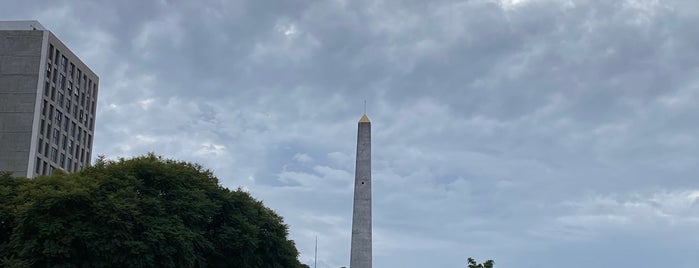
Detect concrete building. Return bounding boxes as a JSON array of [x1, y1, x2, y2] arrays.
[[0, 20, 98, 178], [350, 114, 372, 268]]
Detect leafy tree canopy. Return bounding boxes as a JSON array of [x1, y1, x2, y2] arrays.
[[467, 257, 495, 268], [0, 154, 309, 268]]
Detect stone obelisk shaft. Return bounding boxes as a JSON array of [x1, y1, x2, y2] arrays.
[[350, 114, 372, 268]]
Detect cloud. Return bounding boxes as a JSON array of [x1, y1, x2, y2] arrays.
[[3, 0, 699, 267]]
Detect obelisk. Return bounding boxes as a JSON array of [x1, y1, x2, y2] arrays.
[[350, 113, 372, 268]]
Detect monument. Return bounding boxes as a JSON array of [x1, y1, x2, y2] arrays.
[[350, 113, 372, 268]]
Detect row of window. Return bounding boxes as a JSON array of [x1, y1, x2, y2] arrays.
[[37, 121, 91, 159], [45, 60, 96, 100], [37, 132, 90, 166], [35, 155, 83, 176], [44, 70, 97, 114], [40, 101, 93, 149], [36, 135, 89, 172], [46, 43, 98, 115], [37, 124, 91, 157], [38, 101, 92, 172], [48, 44, 95, 90], [44, 67, 97, 127]]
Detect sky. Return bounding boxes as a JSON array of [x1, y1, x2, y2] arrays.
[[3, 0, 699, 267]]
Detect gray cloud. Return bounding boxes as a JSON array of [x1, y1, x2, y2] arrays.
[[3, 0, 699, 267]]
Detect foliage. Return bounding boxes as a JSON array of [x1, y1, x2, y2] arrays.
[[467, 257, 494, 268], [0, 154, 309, 268]]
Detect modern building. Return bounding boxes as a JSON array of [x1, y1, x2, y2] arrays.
[[0, 20, 98, 178], [350, 113, 372, 268]]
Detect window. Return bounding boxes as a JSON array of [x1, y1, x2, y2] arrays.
[[60, 55, 67, 71], [77, 127, 82, 142], [46, 66, 51, 78], [42, 100, 47, 115], [69, 63, 75, 78], [43, 162, 48, 175], [77, 69, 82, 82], [71, 122, 76, 137], [89, 118, 94, 130], [54, 49, 60, 63], [74, 162, 78, 172], [79, 109, 83, 122], [44, 143, 49, 157], [44, 82, 49, 96], [91, 100, 96, 114], [83, 130, 87, 145], [67, 158, 73, 172], [59, 74, 65, 89], [40, 119, 45, 136], [50, 147, 58, 162], [59, 153, 65, 168], [52, 128, 59, 144], [88, 135, 92, 148], [55, 111, 62, 125], [48, 106, 54, 122], [52, 68, 57, 82], [57, 92, 64, 106], [64, 116, 69, 131], [48, 44, 54, 60], [50, 86, 56, 101], [35, 157, 41, 174], [38, 138, 43, 153], [66, 99, 71, 113], [62, 135, 67, 150], [80, 148, 85, 162], [49, 165, 54, 175], [68, 140, 73, 153]]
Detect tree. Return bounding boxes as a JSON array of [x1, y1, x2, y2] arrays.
[[0, 171, 26, 267], [467, 257, 495, 268], [0, 154, 309, 268]]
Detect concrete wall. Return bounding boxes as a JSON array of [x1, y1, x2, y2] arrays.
[[0, 30, 43, 177]]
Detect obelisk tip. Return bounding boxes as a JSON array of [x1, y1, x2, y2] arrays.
[[359, 114, 370, 123]]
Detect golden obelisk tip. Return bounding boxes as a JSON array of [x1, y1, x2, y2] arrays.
[[359, 114, 371, 123]]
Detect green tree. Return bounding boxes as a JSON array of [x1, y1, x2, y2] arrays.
[[0, 171, 28, 267], [0, 154, 308, 268], [467, 257, 494, 268]]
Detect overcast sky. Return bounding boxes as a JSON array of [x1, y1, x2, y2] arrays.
[[4, 0, 699, 267]]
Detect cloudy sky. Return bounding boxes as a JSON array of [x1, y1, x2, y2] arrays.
[[5, 0, 699, 267]]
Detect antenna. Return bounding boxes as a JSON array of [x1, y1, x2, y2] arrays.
[[314, 236, 318, 268]]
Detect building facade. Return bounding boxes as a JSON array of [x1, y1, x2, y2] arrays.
[[0, 21, 98, 178]]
